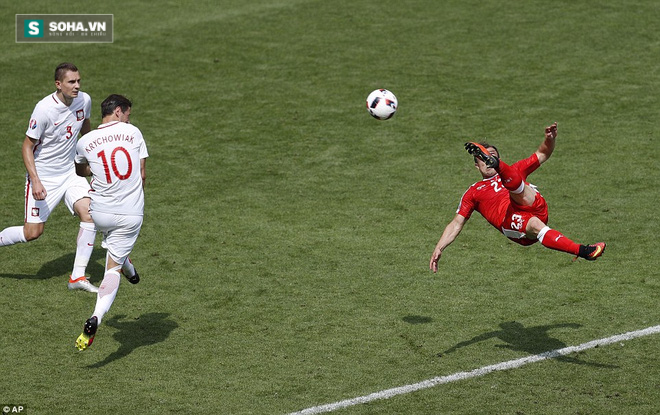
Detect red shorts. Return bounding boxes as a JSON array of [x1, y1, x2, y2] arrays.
[[500, 192, 548, 246]]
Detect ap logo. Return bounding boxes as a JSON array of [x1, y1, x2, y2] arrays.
[[24, 20, 44, 37]]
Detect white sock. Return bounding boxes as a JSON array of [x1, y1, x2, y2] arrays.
[[537, 226, 551, 243], [122, 257, 136, 277], [0, 226, 27, 246], [71, 222, 96, 279], [512, 181, 525, 195], [92, 270, 121, 326]]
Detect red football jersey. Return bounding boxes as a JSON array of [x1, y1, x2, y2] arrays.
[[457, 153, 541, 230]]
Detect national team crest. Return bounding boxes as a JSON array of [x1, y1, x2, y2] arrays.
[[31, 207, 40, 217], [76, 110, 84, 121], [29, 119, 37, 129]]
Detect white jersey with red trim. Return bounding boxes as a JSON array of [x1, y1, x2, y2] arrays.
[[26, 92, 92, 177], [75, 121, 148, 216]]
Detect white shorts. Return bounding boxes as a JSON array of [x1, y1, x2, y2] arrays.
[[91, 211, 143, 265], [25, 171, 91, 223]]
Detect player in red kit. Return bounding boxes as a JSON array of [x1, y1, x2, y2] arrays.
[[429, 122, 605, 273]]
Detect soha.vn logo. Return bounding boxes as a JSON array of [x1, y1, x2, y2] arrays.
[[24, 20, 43, 37]]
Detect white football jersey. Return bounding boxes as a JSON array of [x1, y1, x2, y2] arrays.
[[26, 92, 92, 177], [75, 121, 148, 216]]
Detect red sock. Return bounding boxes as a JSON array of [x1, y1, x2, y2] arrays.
[[496, 161, 524, 193], [539, 229, 580, 255]]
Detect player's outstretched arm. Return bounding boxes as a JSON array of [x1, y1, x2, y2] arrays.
[[535, 122, 557, 164], [430, 214, 467, 273]]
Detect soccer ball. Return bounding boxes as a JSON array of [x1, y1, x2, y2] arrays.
[[366, 89, 398, 120]]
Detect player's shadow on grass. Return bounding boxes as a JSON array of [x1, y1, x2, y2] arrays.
[[86, 312, 178, 369], [0, 250, 105, 283], [441, 321, 618, 368]]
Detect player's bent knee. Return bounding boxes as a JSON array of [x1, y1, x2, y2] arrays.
[[525, 216, 546, 237]]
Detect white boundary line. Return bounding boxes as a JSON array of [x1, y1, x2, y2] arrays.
[[290, 325, 660, 415]]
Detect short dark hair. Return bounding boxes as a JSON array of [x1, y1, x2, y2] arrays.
[[473, 142, 500, 163], [101, 94, 132, 118], [54, 62, 79, 81]]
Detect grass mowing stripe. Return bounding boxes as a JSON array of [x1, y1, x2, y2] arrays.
[[291, 325, 660, 414]]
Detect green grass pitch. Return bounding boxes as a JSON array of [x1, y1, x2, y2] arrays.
[[1, 1, 659, 413]]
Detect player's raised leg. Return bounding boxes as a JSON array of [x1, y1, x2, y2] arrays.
[[465, 142, 525, 194], [465, 142, 499, 169]]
